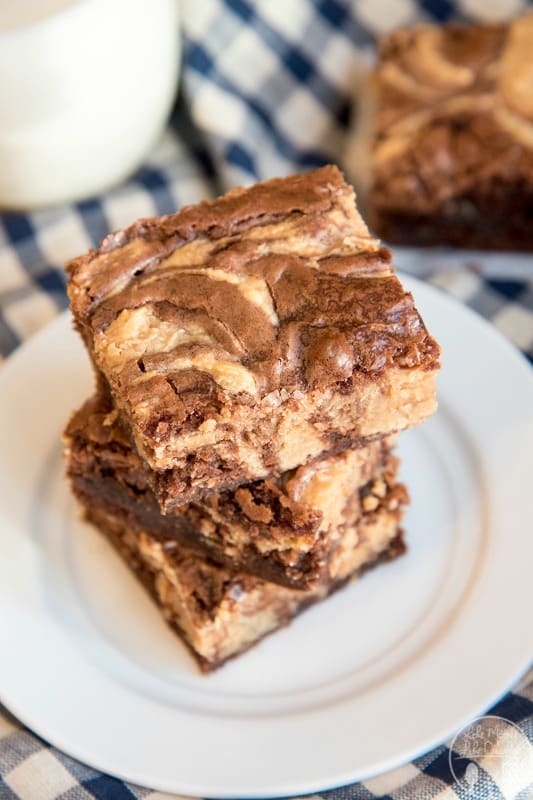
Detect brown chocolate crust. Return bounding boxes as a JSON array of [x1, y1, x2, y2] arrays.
[[68, 166, 362, 315], [65, 395, 406, 589], [370, 15, 533, 249], [83, 501, 406, 673], [66, 167, 440, 504]]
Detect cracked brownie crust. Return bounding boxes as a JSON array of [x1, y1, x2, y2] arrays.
[[67, 166, 439, 509], [64, 395, 406, 589], [370, 15, 533, 249]]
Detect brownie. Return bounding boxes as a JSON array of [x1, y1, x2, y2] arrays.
[[80, 486, 406, 672], [64, 395, 406, 589], [67, 166, 440, 510], [370, 15, 533, 250]]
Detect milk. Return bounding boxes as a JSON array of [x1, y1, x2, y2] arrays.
[[0, 0, 180, 209]]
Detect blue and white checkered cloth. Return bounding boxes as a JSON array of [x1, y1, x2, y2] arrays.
[[1, 1, 532, 798]]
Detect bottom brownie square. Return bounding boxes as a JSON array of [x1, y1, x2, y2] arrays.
[[77, 481, 407, 672]]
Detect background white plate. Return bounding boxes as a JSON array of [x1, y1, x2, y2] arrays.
[[0, 276, 532, 797]]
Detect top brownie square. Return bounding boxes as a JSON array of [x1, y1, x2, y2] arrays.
[[67, 166, 439, 510], [369, 14, 533, 249]]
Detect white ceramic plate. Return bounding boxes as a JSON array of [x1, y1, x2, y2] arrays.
[[0, 277, 532, 797]]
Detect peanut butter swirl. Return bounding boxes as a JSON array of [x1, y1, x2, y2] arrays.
[[69, 166, 434, 394]]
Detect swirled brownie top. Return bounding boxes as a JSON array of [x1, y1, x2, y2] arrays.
[[67, 166, 439, 506]]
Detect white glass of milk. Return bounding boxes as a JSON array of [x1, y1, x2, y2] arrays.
[[0, 0, 180, 209]]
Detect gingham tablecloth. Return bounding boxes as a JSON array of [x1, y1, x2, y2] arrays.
[[1, 2, 532, 798]]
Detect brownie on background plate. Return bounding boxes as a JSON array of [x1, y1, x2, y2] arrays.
[[370, 14, 533, 250]]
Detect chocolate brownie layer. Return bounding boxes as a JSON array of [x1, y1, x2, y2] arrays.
[[370, 15, 533, 250], [82, 494, 406, 672], [67, 166, 439, 509], [65, 396, 406, 589]]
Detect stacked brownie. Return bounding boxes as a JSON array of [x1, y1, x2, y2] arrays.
[[64, 166, 440, 671]]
